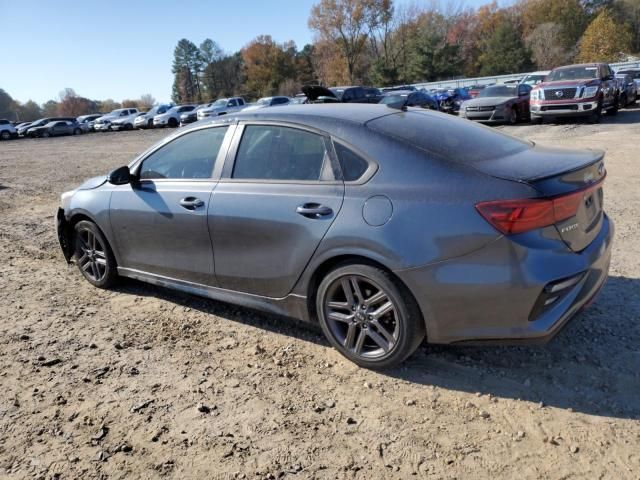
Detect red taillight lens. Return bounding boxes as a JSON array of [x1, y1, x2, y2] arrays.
[[476, 177, 605, 235]]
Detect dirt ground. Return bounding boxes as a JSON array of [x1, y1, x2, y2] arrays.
[[0, 112, 639, 480]]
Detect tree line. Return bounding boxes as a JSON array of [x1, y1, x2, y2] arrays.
[[170, 0, 640, 104]]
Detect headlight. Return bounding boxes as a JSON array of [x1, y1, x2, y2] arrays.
[[583, 86, 599, 98], [531, 89, 544, 100]]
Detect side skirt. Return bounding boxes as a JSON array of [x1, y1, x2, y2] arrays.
[[117, 267, 312, 322]]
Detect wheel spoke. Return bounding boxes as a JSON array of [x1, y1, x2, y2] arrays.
[[81, 260, 92, 272], [77, 252, 88, 264], [95, 258, 107, 267], [328, 311, 353, 324], [371, 301, 394, 319], [91, 261, 100, 280], [340, 278, 355, 306], [353, 329, 366, 354], [343, 323, 357, 349], [372, 320, 395, 345], [349, 277, 364, 304], [364, 290, 386, 307], [366, 328, 390, 352], [328, 300, 349, 310]]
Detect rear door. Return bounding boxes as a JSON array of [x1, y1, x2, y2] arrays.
[[209, 123, 344, 297], [110, 125, 233, 285]]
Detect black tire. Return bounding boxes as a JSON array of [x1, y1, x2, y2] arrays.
[[607, 97, 619, 116], [507, 107, 518, 125], [147, 119, 153, 128], [316, 263, 425, 369], [619, 94, 627, 109], [588, 103, 602, 123], [73, 220, 118, 289], [0, 130, 10, 140], [73, 128, 82, 135], [42, 131, 50, 138], [168, 117, 178, 127], [125, 123, 133, 131]]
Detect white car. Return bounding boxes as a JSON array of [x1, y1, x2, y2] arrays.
[[94, 108, 140, 132], [242, 96, 291, 112], [196, 97, 247, 120], [520, 71, 550, 87], [134, 104, 173, 129], [153, 105, 196, 128], [111, 112, 146, 131], [0, 119, 18, 140]]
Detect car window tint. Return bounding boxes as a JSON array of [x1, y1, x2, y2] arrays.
[[233, 125, 327, 181], [334, 143, 369, 181], [139, 126, 228, 180], [367, 110, 530, 164]]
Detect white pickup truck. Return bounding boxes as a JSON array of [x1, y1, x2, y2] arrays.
[[196, 97, 247, 120]]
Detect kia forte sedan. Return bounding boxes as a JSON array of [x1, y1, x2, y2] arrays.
[[56, 105, 613, 368]]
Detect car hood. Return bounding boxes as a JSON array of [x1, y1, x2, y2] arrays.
[[28, 125, 49, 131], [537, 79, 599, 88], [465, 96, 515, 107], [301, 85, 337, 101], [78, 175, 107, 190], [200, 106, 225, 113], [95, 115, 117, 122]]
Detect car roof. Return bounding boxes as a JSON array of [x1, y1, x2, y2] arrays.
[[553, 63, 604, 69]]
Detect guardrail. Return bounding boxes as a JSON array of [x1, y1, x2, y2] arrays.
[[411, 60, 640, 90]]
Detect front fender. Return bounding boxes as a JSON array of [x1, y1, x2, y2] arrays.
[[56, 208, 73, 263]]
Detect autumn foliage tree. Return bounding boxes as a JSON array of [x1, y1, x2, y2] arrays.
[[578, 9, 633, 62]]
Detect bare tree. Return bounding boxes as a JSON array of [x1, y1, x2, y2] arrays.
[[526, 22, 573, 69]]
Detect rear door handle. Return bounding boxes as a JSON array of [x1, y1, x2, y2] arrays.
[[180, 197, 205, 210], [296, 203, 333, 218]]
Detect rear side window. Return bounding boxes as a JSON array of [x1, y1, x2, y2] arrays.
[[334, 142, 369, 181], [232, 125, 328, 181], [139, 126, 228, 180], [367, 111, 529, 164]]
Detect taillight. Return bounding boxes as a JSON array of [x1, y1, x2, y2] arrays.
[[476, 177, 605, 235]]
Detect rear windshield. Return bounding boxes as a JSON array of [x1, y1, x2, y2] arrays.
[[367, 111, 530, 163]]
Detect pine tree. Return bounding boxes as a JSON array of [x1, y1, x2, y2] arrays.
[[171, 39, 203, 103]]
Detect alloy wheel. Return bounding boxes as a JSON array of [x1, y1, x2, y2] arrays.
[[324, 275, 399, 359], [76, 227, 108, 282]]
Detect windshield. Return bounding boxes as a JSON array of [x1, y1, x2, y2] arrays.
[[329, 88, 344, 99], [478, 85, 517, 98], [256, 98, 271, 105], [547, 66, 598, 81], [211, 99, 227, 107], [109, 109, 125, 115], [522, 74, 547, 86]]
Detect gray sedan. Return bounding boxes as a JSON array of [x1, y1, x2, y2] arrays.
[[460, 84, 532, 124], [56, 105, 612, 368]]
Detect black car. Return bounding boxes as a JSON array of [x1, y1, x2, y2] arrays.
[[379, 90, 438, 110], [301, 85, 382, 104], [28, 120, 83, 138]]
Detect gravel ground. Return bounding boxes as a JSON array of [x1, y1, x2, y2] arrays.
[[0, 112, 639, 480]]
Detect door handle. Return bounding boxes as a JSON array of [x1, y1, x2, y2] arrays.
[[296, 203, 333, 218], [179, 197, 205, 210]]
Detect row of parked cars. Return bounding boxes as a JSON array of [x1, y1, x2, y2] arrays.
[[2, 62, 639, 141]]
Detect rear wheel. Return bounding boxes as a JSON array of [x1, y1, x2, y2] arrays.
[[316, 263, 425, 369], [73, 220, 117, 288], [0, 131, 10, 140], [168, 117, 178, 127]]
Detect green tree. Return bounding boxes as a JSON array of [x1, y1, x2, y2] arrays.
[[479, 20, 532, 75], [171, 39, 204, 103], [0, 89, 15, 119], [41, 100, 59, 117], [578, 9, 633, 62], [16, 100, 42, 121]]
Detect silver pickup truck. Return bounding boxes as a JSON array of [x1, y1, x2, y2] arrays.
[[196, 97, 247, 120]]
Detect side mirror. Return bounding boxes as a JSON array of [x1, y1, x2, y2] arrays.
[[107, 165, 132, 185]]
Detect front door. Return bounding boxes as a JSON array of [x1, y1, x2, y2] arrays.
[[210, 124, 344, 298], [110, 125, 230, 285]]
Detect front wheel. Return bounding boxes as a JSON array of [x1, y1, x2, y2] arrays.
[[0, 131, 10, 140], [531, 115, 543, 125], [316, 264, 425, 369], [507, 107, 518, 125], [42, 131, 50, 138], [73, 128, 82, 135], [73, 220, 118, 288]]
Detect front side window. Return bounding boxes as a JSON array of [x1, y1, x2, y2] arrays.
[[232, 125, 328, 181], [139, 127, 228, 180]]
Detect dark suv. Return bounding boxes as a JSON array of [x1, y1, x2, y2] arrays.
[[301, 85, 382, 104], [530, 63, 618, 123]]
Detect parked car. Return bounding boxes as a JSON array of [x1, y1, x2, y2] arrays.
[[0, 119, 18, 140], [196, 98, 247, 120], [56, 105, 612, 368], [615, 73, 637, 108], [503, 78, 521, 84], [242, 96, 291, 112], [28, 120, 83, 138], [430, 89, 460, 113], [460, 84, 532, 124], [111, 111, 145, 131], [530, 63, 619, 123], [17, 117, 76, 136], [76, 114, 102, 133], [134, 104, 173, 129], [94, 108, 140, 132], [290, 94, 307, 104], [520, 71, 550, 86], [153, 105, 196, 128], [179, 104, 210, 126], [616, 68, 640, 88], [301, 86, 381, 104], [379, 90, 438, 110], [467, 84, 490, 98]]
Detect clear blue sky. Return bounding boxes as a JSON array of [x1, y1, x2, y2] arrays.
[[2, 0, 507, 105]]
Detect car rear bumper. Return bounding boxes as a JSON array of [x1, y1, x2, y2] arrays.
[[531, 101, 598, 117], [396, 214, 614, 344]]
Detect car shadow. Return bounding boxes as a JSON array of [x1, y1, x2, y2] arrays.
[[113, 274, 639, 420]]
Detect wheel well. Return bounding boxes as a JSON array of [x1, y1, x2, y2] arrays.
[[65, 214, 116, 264], [306, 254, 421, 325]]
